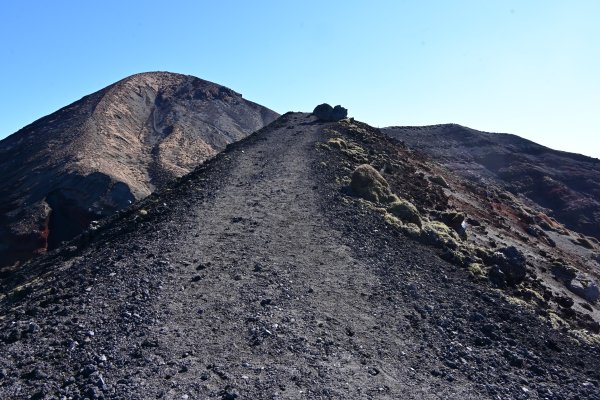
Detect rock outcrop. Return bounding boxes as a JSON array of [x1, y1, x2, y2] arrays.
[[0, 72, 278, 271], [313, 103, 347, 121]]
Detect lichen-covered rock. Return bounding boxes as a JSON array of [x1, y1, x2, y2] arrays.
[[551, 262, 578, 283], [313, 103, 334, 120], [350, 164, 397, 204], [420, 221, 460, 250], [388, 199, 422, 227]]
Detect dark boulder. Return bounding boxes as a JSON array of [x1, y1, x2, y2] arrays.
[[490, 246, 527, 285], [313, 103, 348, 121]]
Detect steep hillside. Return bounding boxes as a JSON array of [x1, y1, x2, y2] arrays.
[[0, 72, 278, 270], [383, 124, 600, 241], [1, 113, 599, 399]]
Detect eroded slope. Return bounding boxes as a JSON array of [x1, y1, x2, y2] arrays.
[[384, 124, 600, 241]]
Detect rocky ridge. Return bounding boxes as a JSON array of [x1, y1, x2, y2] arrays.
[[0, 113, 599, 399]]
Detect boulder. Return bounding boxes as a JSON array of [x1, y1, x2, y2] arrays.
[[313, 103, 348, 121], [567, 274, 600, 303], [490, 246, 527, 285]]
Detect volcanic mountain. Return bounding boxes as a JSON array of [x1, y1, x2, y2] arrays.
[[0, 72, 278, 271], [383, 124, 600, 241], [1, 113, 599, 399]]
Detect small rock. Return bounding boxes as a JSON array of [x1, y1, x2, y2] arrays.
[[81, 364, 98, 378], [260, 298, 272, 307], [568, 275, 600, 303], [503, 349, 524, 368], [555, 295, 574, 308], [488, 266, 506, 288], [142, 338, 159, 348], [28, 322, 40, 334], [219, 387, 239, 400]]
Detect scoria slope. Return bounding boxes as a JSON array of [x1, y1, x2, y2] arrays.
[[383, 124, 600, 241], [1, 113, 599, 399], [0, 72, 278, 271]]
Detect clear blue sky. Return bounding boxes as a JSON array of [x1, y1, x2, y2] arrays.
[[1, 1, 599, 158]]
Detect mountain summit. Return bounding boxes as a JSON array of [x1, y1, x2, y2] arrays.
[[0, 72, 278, 270]]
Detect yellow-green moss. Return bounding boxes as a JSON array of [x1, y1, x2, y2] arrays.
[[350, 164, 397, 204], [546, 312, 569, 330], [505, 296, 532, 308], [571, 329, 600, 345], [326, 137, 368, 162], [420, 221, 461, 249], [523, 288, 545, 303], [388, 199, 422, 227], [400, 223, 422, 239], [335, 176, 351, 186], [467, 262, 485, 277], [327, 137, 347, 149], [384, 212, 401, 226]]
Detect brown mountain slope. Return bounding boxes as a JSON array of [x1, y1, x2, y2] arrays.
[[383, 124, 600, 241], [0, 72, 278, 270], [0, 113, 599, 399]]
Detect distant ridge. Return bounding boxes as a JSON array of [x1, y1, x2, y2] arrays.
[[384, 124, 600, 240]]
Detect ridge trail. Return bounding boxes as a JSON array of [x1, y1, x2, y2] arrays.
[[1, 113, 598, 399], [131, 113, 476, 398]]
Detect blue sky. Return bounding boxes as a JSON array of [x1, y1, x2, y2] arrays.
[[1, 1, 599, 157]]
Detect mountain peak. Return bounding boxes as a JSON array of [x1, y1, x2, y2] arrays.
[[0, 73, 278, 270]]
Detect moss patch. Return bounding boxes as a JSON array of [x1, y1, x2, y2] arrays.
[[327, 138, 347, 149], [571, 329, 600, 345], [467, 262, 485, 277], [420, 221, 461, 250], [350, 164, 397, 204], [388, 199, 422, 227]]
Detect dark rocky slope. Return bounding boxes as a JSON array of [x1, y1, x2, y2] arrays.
[[0, 72, 278, 271], [384, 124, 600, 241], [1, 114, 599, 399]]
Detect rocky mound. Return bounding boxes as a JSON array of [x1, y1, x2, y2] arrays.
[[0, 113, 599, 399], [0, 72, 278, 271], [383, 124, 600, 241]]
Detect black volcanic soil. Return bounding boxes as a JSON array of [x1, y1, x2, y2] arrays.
[[1, 114, 599, 399], [384, 124, 600, 241]]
